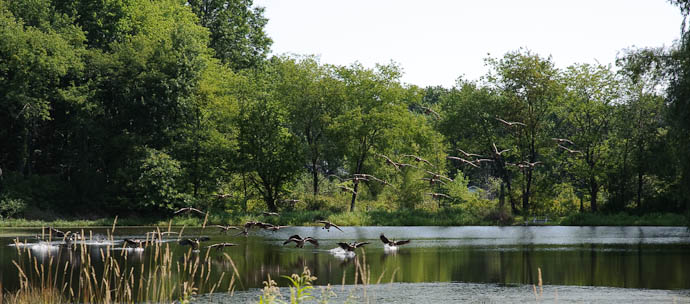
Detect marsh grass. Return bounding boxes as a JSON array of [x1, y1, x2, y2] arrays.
[[258, 250, 396, 304], [1, 217, 240, 304]]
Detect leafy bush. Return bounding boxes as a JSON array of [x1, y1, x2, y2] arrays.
[[130, 148, 185, 210], [0, 196, 27, 219]]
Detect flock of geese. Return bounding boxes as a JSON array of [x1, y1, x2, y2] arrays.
[[328, 115, 583, 201], [27, 115, 580, 258], [36, 209, 411, 256]]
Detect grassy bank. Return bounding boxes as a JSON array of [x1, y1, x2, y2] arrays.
[[1, 211, 687, 228]]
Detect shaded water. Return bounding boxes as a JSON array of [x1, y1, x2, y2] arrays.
[[1, 226, 689, 302]]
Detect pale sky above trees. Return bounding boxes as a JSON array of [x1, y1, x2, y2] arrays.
[[256, 0, 682, 87]]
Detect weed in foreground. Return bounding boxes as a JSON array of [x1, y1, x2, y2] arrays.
[[2, 219, 239, 304]]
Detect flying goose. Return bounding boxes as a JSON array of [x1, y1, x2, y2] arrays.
[[421, 177, 446, 185], [457, 148, 483, 158], [378, 154, 400, 170], [47, 227, 68, 238], [557, 144, 582, 154], [283, 235, 319, 248], [551, 138, 575, 145], [179, 237, 211, 250], [337, 241, 370, 252], [174, 207, 206, 216], [214, 225, 240, 234], [495, 117, 526, 127], [425, 171, 453, 182], [263, 211, 280, 216], [338, 185, 357, 195], [427, 192, 451, 199], [318, 220, 343, 232], [123, 238, 150, 248], [355, 174, 390, 186], [402, 154, 433, 166], [396, 162, 418, 169], [206, 243, 237, 251], [447, 156, 479, 168], [265, 225, 290, 232], [492, 143, 510, 156], [380, 234, 411, 247]]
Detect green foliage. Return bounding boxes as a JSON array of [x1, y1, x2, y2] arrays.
[[0, 196, 27, 219], [129, 148, 184, 210], [282, 268, 316, 304], [0, 0, 688, 224], [188, 0, 272, 70]]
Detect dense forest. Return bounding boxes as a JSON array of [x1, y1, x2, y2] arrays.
[[1, 0, 690, 225]]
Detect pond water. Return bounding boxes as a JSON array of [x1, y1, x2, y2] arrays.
[[1, 226, 689, 303]]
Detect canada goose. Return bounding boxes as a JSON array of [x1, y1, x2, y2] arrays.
[[214, 225, 240, 234], [492, 143, 510, 156], [263, 211, 280, 216], [265, 225, 289, 232], [402, 154, 433, 166], [425, 171, 453, 182], [523, 161, 542, 168], [318, 220, 343, 232], [557, 144, 582, 154], [421, 177, 446, 185], [206, 243, 237, 251], [447, 156, 479, 168], [337, 241, 370, 252], [179, 237, 211, 250], [551, 138, 575, 145], [283, 235, 319, 248], [234, 228, 249, 236], [380, 234, 411, 247], [378, 154, 400, 170], [338, 185, 357, 195], [123, 238, 149, 248], [216, 193, 232, 199], [174, 207, 205, 216], [427, 192, 451, 199], [457, 148, 483, 158], [420, 106, 441, 119], [495, 117, 526, 127], [346, 175, 368, 184], [355, 174, 390, 186], [396, 162, 418, 169], [47, 227, 68, 238], [243, 221, 259, 229]]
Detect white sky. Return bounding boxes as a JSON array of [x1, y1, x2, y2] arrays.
[[255, 0, 684, 88]]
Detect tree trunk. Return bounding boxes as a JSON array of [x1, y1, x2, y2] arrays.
[[241, 173, 248, 212], [590, 176, 598, 212], [522, 170, 532, 213], [312, 158, 319, 196], [507, 177, 518, 214], [349, 148, 367, 212], [499, 182, 505, 208], [579, 195, 584, 213], [349, 183, 359, 212], [18, 125, 29, 176], [637, 170, 643, 211]]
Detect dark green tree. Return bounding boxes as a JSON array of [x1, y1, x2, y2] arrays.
[[485, 50, 563, 214], [188, 0, 272, 70]]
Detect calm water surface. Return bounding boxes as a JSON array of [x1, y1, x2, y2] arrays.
[[1, 226, 689, 303]]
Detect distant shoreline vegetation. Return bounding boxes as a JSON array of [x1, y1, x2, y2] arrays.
[[0, 211, 686, 228], [1, 0, 690, 227]]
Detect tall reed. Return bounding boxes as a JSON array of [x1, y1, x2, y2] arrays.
[[3, 222, 239, 304]]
